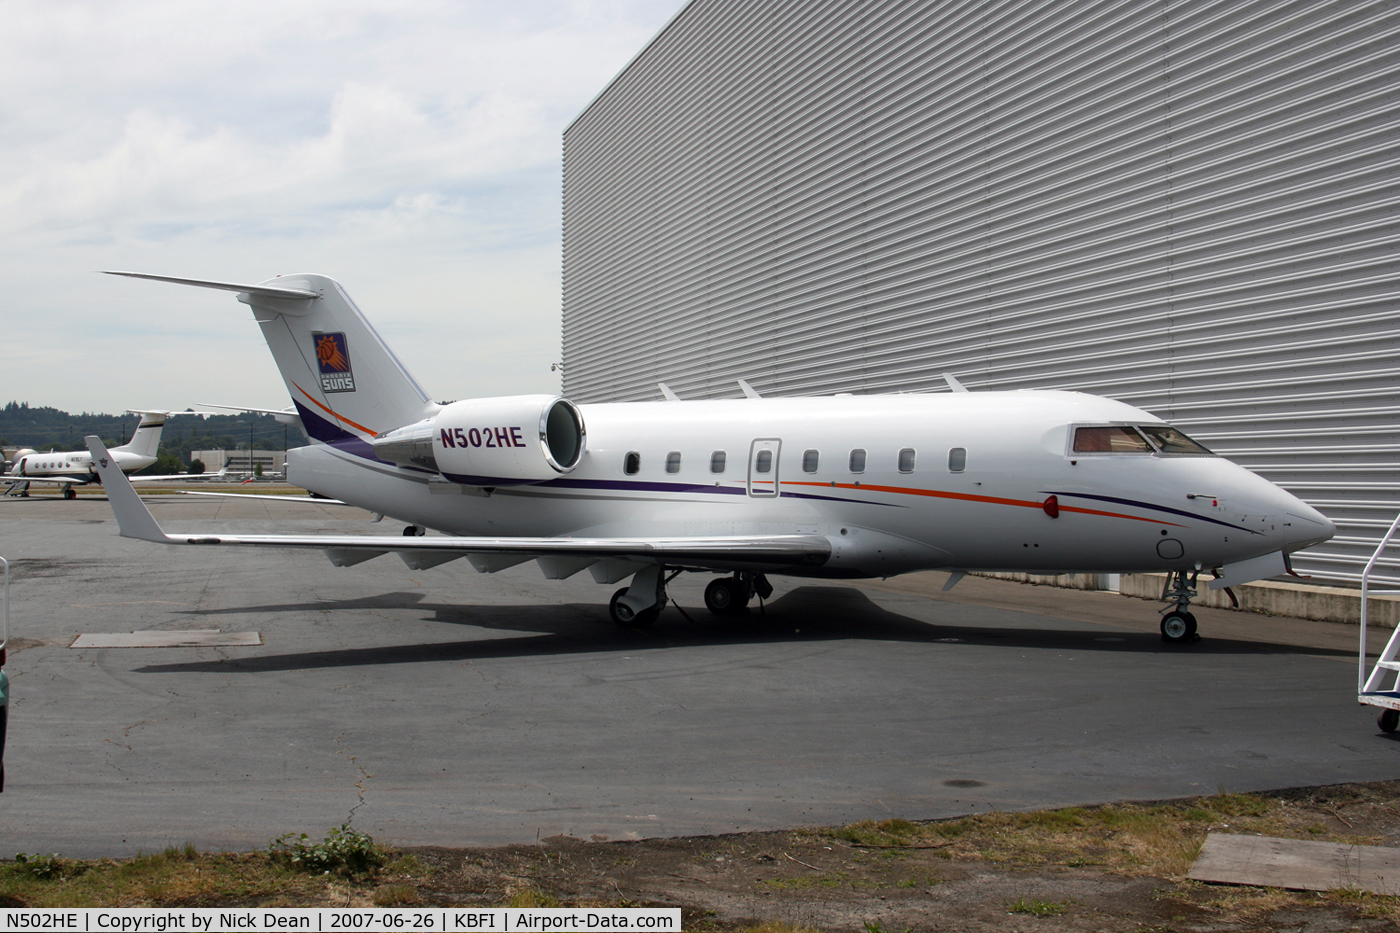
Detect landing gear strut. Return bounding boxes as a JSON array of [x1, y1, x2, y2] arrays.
[[1159, 569, 1201, 644]]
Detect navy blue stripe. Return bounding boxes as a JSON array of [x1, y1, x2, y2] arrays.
[[293, 400, 400, 467], [1047, 491, 1262, 535]]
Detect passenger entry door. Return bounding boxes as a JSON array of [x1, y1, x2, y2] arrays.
[[748, 438, 781, 497]]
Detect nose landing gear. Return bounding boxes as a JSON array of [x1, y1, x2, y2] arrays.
[[1159, 569, 1201, 643]]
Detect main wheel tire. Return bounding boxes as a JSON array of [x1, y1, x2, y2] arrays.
[[63, 488, 76, 500], [609, 587, 660, 627], [705, 578, 738, 614], [1379, 709, 1399, 733], [1160, 610, 1198, 643], [609, 587, 636, 626]]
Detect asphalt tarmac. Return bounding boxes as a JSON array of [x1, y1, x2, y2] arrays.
[[0, 492, 1396, 858]]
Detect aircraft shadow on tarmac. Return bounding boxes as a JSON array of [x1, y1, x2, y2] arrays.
[[133, 585, 1350, 674]]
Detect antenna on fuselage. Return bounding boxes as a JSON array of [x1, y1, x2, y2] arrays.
[[657, 383, 680, 402], [943, 373, 969, 393], [737, 379, 761, 399]]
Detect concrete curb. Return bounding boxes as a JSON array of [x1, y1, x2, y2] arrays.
[[977, 571, 1400, 626]]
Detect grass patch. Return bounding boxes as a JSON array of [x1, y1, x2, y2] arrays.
[[1008, 897, 1066, 916], [758, 874, 845, 891], [506, 886, 561, 908], [826, 787, 1385, 879], [1, 828, 393, 908], [371, 883, 418, 907]]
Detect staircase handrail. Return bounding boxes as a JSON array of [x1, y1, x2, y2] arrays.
[[1359, 513, 1400, 692]]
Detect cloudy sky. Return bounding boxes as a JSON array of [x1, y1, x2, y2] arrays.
[[0, 0, 685, 415]]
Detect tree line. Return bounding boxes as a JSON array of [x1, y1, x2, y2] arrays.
[[0, 401, 309, 474]]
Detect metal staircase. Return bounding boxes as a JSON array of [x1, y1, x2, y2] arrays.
[[1358, 514, 1400, 731]]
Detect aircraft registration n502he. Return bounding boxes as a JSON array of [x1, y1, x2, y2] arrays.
[[92, 271, 1335, 643]]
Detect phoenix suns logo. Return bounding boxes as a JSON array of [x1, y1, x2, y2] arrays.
[[313, 332, 356, 393]]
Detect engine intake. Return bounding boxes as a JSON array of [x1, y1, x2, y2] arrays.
[[371, 395, 585, 486]]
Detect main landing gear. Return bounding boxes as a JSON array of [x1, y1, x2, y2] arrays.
[[703, 573, 773, 615], [607, 568, 775, 627], [1159, 569, 1201, 644]]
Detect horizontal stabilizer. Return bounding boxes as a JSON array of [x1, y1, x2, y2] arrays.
[[102, 271, 320, 301]]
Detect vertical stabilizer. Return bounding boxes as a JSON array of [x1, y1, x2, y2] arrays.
[[102, 271, 439, 447], [244, 275, 436, 445], [112, 410, 169, 459]]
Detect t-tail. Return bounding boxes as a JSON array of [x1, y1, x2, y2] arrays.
[[103, 272, 438, 447], [111, 410, 170, 459]]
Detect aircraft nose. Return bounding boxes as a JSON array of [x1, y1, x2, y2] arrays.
[[1283, 499, 1335, 552]]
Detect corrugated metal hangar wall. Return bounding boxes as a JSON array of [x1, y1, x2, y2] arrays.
[[561, 0, 1400, 586]]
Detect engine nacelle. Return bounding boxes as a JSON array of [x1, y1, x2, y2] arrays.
[[371, 395, 585, 486]]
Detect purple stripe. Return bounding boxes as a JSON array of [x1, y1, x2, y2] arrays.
[[293, 400, 398, 467]]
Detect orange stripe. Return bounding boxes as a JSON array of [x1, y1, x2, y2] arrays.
[[783, 480, 1184, 527], [292, 381, 377, 437]]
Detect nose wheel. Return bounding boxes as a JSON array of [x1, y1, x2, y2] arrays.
[[1159, 569, 1203, 643], [1160, 609, 1198, 643]]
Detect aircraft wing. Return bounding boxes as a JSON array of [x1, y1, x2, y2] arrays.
[[177, 491, 347, 504], [85, 438, 830, 572], [3, 475, 94, 486], [4, 471, 201, 486]]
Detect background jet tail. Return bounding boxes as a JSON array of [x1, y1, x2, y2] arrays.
[[111, 410, 169, 458], [239, 274, 436, 446]]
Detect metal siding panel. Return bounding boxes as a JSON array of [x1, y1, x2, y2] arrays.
[[562, 0, 1400, 584]]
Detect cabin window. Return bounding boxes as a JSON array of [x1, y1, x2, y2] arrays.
[[802, 449, 819, 473], [948, 447, 967, 472], [710, 451, 726, 473], [898, 448, 916, 473], [624, 451, 640, 475], [849, 448, 866, 473], [1137, 425, 1214, 455], [1073, 426, 1153, 454], [665, 451, 681, 474], [755, 450, 773, 473]]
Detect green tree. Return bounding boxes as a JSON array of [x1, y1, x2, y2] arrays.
[[188, 458, 205, 474]]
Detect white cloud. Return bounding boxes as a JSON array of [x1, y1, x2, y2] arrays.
[[0, 0, 684, 412]]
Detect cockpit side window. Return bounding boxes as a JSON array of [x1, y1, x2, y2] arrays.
[[1072, 426, 1153, 453], [1138, 424, 1214, 455]]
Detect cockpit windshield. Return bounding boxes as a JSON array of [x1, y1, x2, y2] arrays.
[[1137, 424, 1213, 455], [1072, 426, 1153, 453], [1072, 424, 1214, 456]]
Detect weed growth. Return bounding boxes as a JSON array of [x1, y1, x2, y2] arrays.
[[1008, 897, 1066, 916], [270, 824, 382, 876]]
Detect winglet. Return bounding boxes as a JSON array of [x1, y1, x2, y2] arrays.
[[83, 437, 177, 544]]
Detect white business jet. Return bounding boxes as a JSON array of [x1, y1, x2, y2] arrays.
[[90, 272, 1334, 642], [4, 410, 175, 499]]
